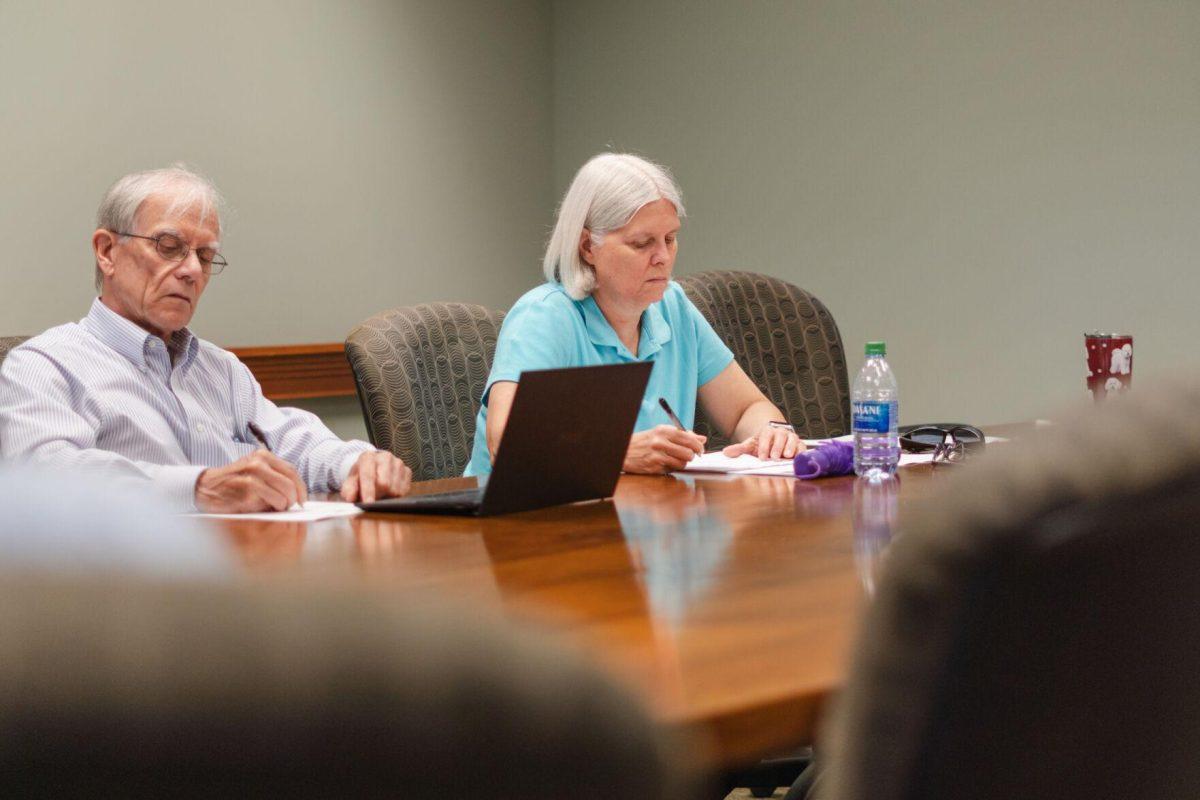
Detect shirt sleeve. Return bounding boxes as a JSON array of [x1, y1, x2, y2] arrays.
[[685, 294, 735, 386], [0, 346, 206, 511], [482, 294, 576, 404], [229, 355, 374, 493]]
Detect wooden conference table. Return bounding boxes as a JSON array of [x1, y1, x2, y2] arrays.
[[215, 439, 1001, 770]]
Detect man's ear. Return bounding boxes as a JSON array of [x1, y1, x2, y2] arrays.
[[93, 228, 118, 279], [579, 228, 596, 266]]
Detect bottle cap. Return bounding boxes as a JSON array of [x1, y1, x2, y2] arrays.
[[865, 341, 886, 356]]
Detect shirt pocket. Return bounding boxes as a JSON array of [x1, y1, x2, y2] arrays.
[[230, 439, 259, 460]]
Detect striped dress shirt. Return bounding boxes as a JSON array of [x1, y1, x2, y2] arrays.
[[0, 299, 373, 510]]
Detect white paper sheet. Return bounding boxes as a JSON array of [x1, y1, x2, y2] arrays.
[[681, 452, 789, 473], [186, 500, 364, 522]]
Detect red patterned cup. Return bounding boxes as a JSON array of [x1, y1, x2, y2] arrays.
[[1085, 332, 1133, 402]]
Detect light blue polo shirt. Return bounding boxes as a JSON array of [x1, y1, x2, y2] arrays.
[[464, 281, 734, 476]]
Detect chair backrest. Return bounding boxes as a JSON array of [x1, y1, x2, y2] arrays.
[[676, 271, 849, 447], [345, 303, 505, 481], [0, 336, 29, 366], [819, 378, 1200, 800], [0, 575, 693, 799]]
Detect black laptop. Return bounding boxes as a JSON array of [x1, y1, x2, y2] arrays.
[[357, 361, 653, 516]]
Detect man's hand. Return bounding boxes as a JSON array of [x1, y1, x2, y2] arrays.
[[195, 450, 308, 513], [340, 451, 412, 503], [623, 425, 706, 474], [723, 423, 805, 460]]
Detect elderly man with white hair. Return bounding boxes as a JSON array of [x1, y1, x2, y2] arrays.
[[465, 152, 804, 476], [0, 164, 412, 512]]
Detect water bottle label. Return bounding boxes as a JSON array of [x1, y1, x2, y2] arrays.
[[853, 401, 892, 433]]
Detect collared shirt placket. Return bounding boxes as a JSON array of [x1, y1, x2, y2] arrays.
[[142, 337, 199, 459]]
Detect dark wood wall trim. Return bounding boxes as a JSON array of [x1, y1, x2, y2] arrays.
[[227, 343, 356, 401]]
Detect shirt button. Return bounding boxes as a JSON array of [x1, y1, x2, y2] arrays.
[[195, 422, 206, 434]]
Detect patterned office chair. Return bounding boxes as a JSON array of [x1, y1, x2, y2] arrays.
[[677, 271, 849, 448], [0, 336, 28, 365], [813, 377, 1200, 800], [0, 575, 693, 798], [345, 303, 505, 481]]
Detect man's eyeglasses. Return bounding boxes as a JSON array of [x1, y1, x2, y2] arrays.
[[116, 231, 228, 275], [901, 425, 986, 466]]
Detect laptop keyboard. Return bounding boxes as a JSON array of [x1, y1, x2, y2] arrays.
[[396, 487, 485, 509]]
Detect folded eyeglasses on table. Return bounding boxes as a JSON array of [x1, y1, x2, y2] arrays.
[[900, 423, 986, 465]]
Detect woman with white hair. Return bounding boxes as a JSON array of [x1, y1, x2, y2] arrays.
[[464, 153, 803, 476]]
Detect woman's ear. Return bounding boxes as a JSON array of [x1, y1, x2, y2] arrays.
[[579, 228, 596, 266]]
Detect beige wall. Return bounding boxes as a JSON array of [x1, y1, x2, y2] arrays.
[[0, 0, 553, 440], [553, 0, 1200, 425], [6, 1, 1199, 436]]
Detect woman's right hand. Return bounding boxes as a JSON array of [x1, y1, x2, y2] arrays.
[[623, 425, 706, 474]]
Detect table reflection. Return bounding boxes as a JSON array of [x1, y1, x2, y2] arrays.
[[614, 475, 732, 626], [791, 477, 855, 518], [851, 475, 899, 595], [222, 521, 308, 568], [352, 515, 409, 562]]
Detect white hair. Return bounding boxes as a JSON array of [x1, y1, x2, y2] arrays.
[[94, 163, 224, 290], [543, 153, 685, 299]]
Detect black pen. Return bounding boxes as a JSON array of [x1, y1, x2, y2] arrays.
[[246, 421, 305, 510], [247, 421, 272, 452], [658, 397, 687, 431]]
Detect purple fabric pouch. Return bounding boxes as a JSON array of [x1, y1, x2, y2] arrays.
[[793, 441, 855, 480]]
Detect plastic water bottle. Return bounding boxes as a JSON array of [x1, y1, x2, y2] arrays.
[[852, 341, 900, 478]]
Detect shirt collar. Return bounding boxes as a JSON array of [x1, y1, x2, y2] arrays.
[[82, 297, 199, 370], [579, 294, 673, 359]]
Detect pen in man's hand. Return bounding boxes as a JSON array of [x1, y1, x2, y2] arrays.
[[658, 397, 687, 431], [247, 421, 304, 510], [247, 421, 272, 452]]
